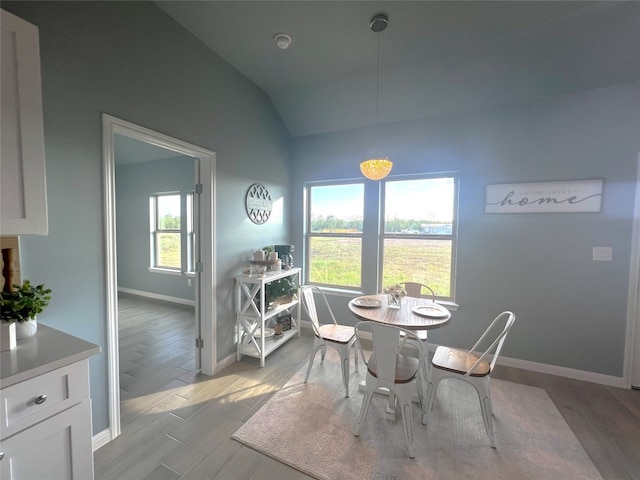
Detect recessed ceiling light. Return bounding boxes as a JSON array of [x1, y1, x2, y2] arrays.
[[274, 33, 292, 50]]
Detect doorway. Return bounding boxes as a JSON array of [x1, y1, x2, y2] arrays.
[[102, 114, 216, 441], [631, 152, 640, 389]]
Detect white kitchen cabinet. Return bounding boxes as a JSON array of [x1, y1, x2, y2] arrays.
[[1, 326, 100, 480], [0, 400, 93, 480], [235, 268, 301, 367], [0, 9, 48, 235]]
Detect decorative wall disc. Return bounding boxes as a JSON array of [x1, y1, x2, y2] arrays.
[[245, 183, 273, 224]]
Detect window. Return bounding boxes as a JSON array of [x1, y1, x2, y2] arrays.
[[185, 191, 195, 273], [305, 175, 457, 300], [307, 183, 364, 288], [150, 193, 182, 271], [382, 177, 456, 298]]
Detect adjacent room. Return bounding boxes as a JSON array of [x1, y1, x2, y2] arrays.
[[1, 1, 639, 479]]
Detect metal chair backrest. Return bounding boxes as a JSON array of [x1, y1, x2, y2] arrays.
[[355, 321, 423, 385], [466, 311, 516, 375], [399, 282, 435, 301], [300, 285, 337, 337]]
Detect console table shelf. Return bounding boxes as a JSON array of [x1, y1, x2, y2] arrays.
[[235, 268, 301, 367]]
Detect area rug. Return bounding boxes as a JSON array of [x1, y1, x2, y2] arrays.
[[232, 350, 603, 480]]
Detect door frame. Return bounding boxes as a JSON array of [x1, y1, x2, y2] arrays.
[[102, 114, 217, 440], [627, 152, 640, 388]]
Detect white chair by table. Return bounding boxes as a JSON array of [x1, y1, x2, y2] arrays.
[[300, 285, 359, 397], [423, 311, 516, 448], [354, 321, 426, 459], [399, 282, 436, 390], [399, 282, 435, 341], [399, 282, 436, 300]]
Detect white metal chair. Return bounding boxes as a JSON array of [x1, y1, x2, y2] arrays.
[[399, 282, 436, 344], [399, 282, 435, 301], [423, 311, 516, 448], [354, 321, 425, 459], [399, 282, 436, 387], [300, 285, 359, 397]]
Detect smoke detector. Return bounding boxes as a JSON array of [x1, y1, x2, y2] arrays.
[[274, 33, 292, 50]]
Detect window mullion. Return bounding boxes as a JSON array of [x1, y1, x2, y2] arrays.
[[361, 181, 381, 294]]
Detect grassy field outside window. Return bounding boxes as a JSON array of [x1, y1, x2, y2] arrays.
[[306, 176, 457, 299]]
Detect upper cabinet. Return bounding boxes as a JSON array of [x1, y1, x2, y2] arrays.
[[1, 9, 47, 235]]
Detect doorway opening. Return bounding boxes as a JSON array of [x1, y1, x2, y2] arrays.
[[629, 152, 640, 389], [102, 114, 216, 442]]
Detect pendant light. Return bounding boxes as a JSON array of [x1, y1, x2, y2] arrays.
[[360, 13, 393, 181]]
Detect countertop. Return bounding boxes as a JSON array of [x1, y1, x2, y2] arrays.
[[0, 324, 101, 388]]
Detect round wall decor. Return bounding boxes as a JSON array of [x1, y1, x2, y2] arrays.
[[245, 183, 273, 224]]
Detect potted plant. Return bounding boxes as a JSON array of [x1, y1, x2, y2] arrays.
[[1, 280, 52, 339], [265, 277, 299, 308]]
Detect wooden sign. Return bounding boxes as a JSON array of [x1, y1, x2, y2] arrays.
[[485, 179, 603, 214]]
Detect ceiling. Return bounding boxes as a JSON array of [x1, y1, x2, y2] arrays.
[[155, 1, 640, 138]]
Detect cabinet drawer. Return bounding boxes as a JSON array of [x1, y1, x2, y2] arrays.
[[1, 361, 89, 439]]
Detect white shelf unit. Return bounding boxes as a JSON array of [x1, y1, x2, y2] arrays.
[[235, 268, 301, 367]]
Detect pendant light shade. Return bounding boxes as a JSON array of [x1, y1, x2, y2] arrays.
[[360, 157, 393, 181], [361, 13, 392, 181]]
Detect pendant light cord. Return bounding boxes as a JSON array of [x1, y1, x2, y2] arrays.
[[376, 32, 380, 125]]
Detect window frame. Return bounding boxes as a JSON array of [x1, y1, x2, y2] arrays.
[[379, 174, 458, 300], [149, 192, 183, 274], [304, 181, 365, 289], [304, 173, 458, 301]]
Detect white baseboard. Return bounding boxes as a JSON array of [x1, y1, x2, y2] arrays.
[[495, 355, 626, 388], [216, 351, 237, 373], [92, 427, 112, 452], [117, 287, 195, 306]]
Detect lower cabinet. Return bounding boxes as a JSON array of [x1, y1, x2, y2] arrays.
[[0, 360, 94, 480], [0, 401, 93, 480]]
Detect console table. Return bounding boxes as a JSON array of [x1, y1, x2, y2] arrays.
[[235, 268, 301, 367]]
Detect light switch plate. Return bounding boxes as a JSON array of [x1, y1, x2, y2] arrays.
[[593, 247, 613, 261]]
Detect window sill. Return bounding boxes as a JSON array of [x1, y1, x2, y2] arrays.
[[435, 300, 459, 311], [148, 267, 182, 276]]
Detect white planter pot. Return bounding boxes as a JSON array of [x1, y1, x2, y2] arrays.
[[1, 322, 17, 351], [15, 318, 38, 339]]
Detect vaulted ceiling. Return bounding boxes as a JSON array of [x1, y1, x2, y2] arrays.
[[155, 1, 640, 138]]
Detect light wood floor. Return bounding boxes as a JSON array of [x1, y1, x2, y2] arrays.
[[94, 294, 640, 480]]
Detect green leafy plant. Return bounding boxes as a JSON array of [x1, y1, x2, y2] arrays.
[[1, 280, 52, 323], [264, 277, 299, 307]]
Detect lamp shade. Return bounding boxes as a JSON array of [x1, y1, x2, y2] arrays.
[[360, 157, 393, 180]]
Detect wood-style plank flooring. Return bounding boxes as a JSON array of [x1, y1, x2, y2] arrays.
[[94, 294, 640, 480]]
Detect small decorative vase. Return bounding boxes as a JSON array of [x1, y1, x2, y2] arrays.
[[388, 294, 402, 309], [1, 322, 17, 351], [15, 318, 38, 339]]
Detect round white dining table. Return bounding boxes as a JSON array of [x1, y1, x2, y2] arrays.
[[348, 293, 451, 331], [348, 293, 452, 415]]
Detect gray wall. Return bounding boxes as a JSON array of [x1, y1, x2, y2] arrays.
[[292, 82, 640, 377], [5, 1, 292, 434], [116, 156, 195, 300]]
